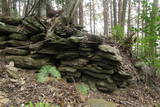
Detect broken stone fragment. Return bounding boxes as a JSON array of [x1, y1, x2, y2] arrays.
[[0, 40, 29, 49], [96, 81, 117, 92], [30, 33, 45, 42], [68, 36, 84, 43], [37, 48, 58, 55], [98, 52, 122, 62], [80, 69, 110, 79], [80, 65, 114, 75], [0, 91, 9, 106], [6, 56, 50, 69], [5, 47, 29, 56], [87, 98, 117, 107], [9, 33, 27, 41], [58, 66, 77, 73], [56, 52, 79, 59], [98, 44, 120, 55], [60, 58, 88, 67]]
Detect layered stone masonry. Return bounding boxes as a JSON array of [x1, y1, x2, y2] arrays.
[[0, 17, 132, 92]]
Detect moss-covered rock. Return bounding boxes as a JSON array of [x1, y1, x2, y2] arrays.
[[58, 66, 77, 73], [0, 36, 7, 42], [6, 56, 50, 69], [9, 33, 27, 40], [30, 33, 45, 42], [96, 81, 117, 92], [98, 52, 122, 62], [5, 48, 29, 55], [98, 44, 120, 55]]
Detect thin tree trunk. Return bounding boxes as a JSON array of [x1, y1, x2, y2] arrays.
[[90, 0, 93, 33], [110, 0, 113, 30], [136, 0, 140, 55], [79, 0, 83, 26], [121, 0, 127, 29], [127, 0, 131, 36], [103, 0, 109, 36], [73, 9, 78, 24], [118, 0, 122, 24], [12, 0, 18, 16], [1, 0, 10, 16], [113, 0, 117, 26], [92, 0, 96, 34], [25, 0, 30, 16]]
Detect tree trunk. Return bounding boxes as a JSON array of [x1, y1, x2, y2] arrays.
[[118, 0, 122, 24], [12, 0, 18, 17], [103, 0, 109, 36], [90, 0, 93, 33], [121, 0, 128, 29], [1, 0, 10, 16], [110, 0, 113, 29], [127, 0, 131, 36], [92, 0, 96, 34], [39, 0, 47, 17], [79, 0, 83, 26], [113, 0, 117, 26], [73, 10, 78, 24]]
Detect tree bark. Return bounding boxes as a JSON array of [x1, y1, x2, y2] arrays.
[[92, 0, 96, 34], [103, 0, 109, 36], [79, 0, 83, 26], [90, 0, 93, 33], [113, 0, 117, 26], [1, 0, 10, 16], [127, 0, 131, 36], [121, 0, 128, 29], [118, 0, 122, 24]]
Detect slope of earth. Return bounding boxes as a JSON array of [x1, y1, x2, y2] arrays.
[[0, 69, 159, 107]]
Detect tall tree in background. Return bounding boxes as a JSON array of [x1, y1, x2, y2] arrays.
[[118, 0, 122, 24], [92, 0, 96, 34], [89, 0, 93, 33], [103, 0, 109, 36], [79, 0, 83, 26], [110, 0, 113, 29], [113, 0, 117, 26], [121, 0, 128, 29], [127, 0, 131, 36], [12, 0, 18, 16], [1, 0, 10, 16]]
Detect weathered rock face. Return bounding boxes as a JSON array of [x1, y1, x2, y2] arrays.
[[0, 16, 133, 92]]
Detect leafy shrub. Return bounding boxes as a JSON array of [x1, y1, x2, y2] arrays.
[[37, 65, 61, 82], [76, 83, 89, 96], [112, 24, 125, 42]]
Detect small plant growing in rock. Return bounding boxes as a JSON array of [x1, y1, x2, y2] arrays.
[[76, 83, 89, 96], [37, 65, 61, 83]]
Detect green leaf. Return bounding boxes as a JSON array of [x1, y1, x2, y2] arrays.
[[37, 65, 61, 83], [76, 83, 89, 96]]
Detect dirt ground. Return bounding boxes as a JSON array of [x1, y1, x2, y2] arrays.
[[0, 69, 160, 107]]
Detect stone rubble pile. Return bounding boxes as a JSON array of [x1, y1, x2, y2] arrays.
[[0, 16, 132, 92]]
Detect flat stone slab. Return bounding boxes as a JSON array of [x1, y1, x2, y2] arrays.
[[87, 98, 117, 107]]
